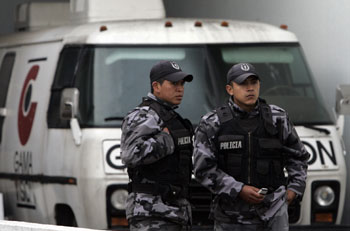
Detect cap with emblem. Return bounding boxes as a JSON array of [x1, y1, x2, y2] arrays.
[[227, 63, 260, 84], [150, 61, 193, 83]]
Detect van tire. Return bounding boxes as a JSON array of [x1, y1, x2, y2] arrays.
[[55, 204, 78, 227]]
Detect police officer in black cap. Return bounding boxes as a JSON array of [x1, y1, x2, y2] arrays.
[[121, 61, 194, 230], [193, 63, 309, 230]]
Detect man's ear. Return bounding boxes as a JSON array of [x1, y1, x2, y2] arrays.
[[152, 81, 160, 94], [226, 83, 234, 96]]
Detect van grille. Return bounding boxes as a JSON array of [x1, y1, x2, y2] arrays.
[[189, 180, 213, 226]]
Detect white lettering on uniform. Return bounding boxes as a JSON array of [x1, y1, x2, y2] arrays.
[[178, 136, 191, 145], [220, 141, 242, 150]]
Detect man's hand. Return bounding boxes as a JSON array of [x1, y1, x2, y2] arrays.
[[239, 185, 264, 204], [286, 189, 296, 205]]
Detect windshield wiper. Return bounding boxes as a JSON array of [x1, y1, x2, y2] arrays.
[[104, 116, 124, 121], [303, 125, 330, 135]]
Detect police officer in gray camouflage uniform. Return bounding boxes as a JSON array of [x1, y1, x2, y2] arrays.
[[193, 63, 310, 231], [121, 61, 194, 231]]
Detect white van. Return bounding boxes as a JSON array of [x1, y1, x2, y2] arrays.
[[0, 0, 349, 229]]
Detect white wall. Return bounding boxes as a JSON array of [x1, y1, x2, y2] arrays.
[[164, 0, 350, 224]]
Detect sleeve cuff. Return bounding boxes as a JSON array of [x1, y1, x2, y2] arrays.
[[287, 187, 303, 197]]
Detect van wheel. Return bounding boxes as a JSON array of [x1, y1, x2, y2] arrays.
[[55, 204, 78, 227]]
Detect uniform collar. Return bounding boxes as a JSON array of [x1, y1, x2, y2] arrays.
[[147, 93, 178, 110], [228, 96, 260, 119]]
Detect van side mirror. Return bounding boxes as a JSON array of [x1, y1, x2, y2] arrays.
[[336, 84, 350, 115], [60, 88, 82, 146], [60, 88, 79, 120]]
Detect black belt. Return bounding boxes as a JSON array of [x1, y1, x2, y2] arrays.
[[128, 182, 188, 199], [129, 182, 158, 194]]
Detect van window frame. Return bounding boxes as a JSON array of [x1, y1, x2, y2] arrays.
[[47, 45, 85, 128], [0, 52, 16, 143]]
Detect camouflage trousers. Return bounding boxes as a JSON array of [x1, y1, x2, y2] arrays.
[[214, 201, 289, 231], [129, 217, 187, 231]]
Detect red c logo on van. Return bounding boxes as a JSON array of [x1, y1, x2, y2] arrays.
[[18, 65, 39, 146]]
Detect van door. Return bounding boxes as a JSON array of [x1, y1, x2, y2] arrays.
[[0, 42, 62, 223]]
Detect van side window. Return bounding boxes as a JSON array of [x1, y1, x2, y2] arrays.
[[47, 47, 82, 128], [0, 52, 16, 143]]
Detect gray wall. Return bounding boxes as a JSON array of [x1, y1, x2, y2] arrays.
[[1, 0, 350, 225], [0, 0, 68, 35]]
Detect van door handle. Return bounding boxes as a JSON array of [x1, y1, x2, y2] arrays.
[[70, 118, 82, 146], [0, 108, 7, 117]]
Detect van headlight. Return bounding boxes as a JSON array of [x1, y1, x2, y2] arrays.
[[313, 186, 335, 207], [110, 189, 128, 210], [311, 181, 340, 224]]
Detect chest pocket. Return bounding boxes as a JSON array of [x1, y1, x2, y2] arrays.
[[217, 135, 245, 177], [256, 138, 286, 189], [258, 138, 282, 158]]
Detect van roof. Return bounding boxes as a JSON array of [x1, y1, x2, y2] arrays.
[[0, 18, 298, 48]]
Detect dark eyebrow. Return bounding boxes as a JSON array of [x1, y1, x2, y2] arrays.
[[172, 80, 185, 85]]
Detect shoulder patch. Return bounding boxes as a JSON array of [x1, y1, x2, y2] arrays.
[[127, 106, 149, 117], [202, 110, 217, 121], [138, 105, 151, 112], [199, 110, 220, 129], [126, 105, 158, 123], [269, 104, 286, 114]]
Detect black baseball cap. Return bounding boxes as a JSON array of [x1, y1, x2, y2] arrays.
[[227, 63, 260, 84], [150, 61, 193, 83]]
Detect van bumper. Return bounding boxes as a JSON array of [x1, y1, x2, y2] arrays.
[[110, 224, 350, 230], [191, 225, 350, 230], [290, 225, 350, 231]]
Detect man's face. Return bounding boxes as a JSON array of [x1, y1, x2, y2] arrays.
[[152, 79, 185, 105], [226, 76, 260, 111]]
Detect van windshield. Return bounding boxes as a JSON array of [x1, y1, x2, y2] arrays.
[[75, 44, 332, 127]]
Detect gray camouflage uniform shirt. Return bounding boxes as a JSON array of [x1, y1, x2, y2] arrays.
[[121, 93, 191, 225], [193, 97, 309, 224]]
